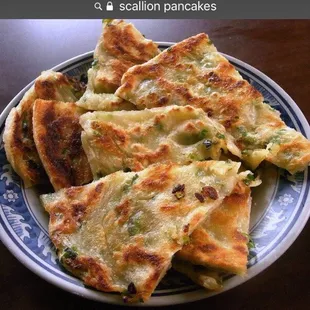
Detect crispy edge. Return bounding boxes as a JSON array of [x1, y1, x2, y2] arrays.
[[33, 99, 92, 190], [3, 90, 45, 187]]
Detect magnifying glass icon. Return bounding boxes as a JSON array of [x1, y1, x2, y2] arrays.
[[94, 2, 102, 11]]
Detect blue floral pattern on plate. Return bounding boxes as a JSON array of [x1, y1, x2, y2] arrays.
[[0, 46, 309, 305]]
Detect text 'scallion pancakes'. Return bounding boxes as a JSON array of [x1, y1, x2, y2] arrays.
[[77, 19, 160, 111], [33, 100, 92, 190], [3, 20, 309, 305], [116, 33, 310, 174], [79, 105, 237, 177], [3, 71, 85, 187], [41, 161, 243, 302]]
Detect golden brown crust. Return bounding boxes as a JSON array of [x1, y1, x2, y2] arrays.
[[102, 21, 159, 63], [33, 99, 92, 190], [3, 90, 46, 187], [45, 181, 106, 248], [266, 134, 310, 174], [117, 33, 261, 113], [77, 19, 159, 112], [176, 183, 251, 275], [79, 105, 229, 177], [41, 161, 242, 302], [136, 163, 173, 191], [3, 71, 85, 187], [93, 19, 160, 93], [61, 255, 115, 292], [34, 73, 84, 99], [122, 245, 166, 300], [116, 33, 310, 173]]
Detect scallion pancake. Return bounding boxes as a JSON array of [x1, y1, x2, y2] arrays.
[[116, 33, 310, 174], [41, 161, 243, 302]]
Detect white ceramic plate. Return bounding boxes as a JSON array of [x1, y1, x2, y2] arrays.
[[0, 43, 309, 306]]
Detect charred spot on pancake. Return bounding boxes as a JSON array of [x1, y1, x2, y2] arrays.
[[33, 100, 92, 190], [234, 245, 248, 255], [199, 244, 218, 253], [72, 204, 86, 222]]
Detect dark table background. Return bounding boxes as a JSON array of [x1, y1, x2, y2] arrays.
[[0, 19, 309, 310]]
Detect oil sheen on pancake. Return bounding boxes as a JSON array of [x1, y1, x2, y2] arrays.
[[33, 99, 92, 190], [116, 33, 310, 174], [41, 161, 243, 302]]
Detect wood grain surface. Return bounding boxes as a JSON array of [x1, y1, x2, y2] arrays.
[[0, 19, 309, 310]]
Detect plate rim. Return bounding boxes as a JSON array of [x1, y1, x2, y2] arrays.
[[0, 41, 309, 306]]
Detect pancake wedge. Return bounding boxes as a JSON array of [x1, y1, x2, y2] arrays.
[[116, 33, 310, 174], [77, 69, 135, 112], [77, 19, 159, 111], [33, 100, 92, 190], [3, 71, 85, 187], [80, 105, 237, 178], [176, 181, 252, 277], [41, 161, 243, 302]]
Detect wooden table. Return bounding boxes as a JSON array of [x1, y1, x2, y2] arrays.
[[0, 20, 309, 310]]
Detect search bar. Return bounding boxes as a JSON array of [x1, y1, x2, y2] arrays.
[[94, 2, 102, 11]]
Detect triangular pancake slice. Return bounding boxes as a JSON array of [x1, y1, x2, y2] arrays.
[[175, 181, 251, 282], [116, 33, 310, 174], [80, 105, 238, 178], [33, 100, 92, 190], [3, 71, 85, 187], [41, 161, 243, 302], [77, 19, 160, 111]]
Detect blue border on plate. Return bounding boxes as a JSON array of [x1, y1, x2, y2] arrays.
[[0, 46, 309, 303]]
